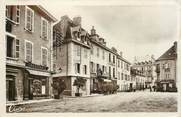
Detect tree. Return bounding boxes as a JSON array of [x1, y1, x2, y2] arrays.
[[51, 79, 66, 99], [73, 77, 86, 96]]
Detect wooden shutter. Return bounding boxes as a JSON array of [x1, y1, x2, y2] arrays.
[[42, 48, 48, 66], [42, 20, 48, 39], [15, 39, 20, 58], [26, 8, 33, 31], [16, 6, 20, 23], [26, 42, 32, 62]]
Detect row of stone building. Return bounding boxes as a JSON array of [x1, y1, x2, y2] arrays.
[[5, 5, 177, 102]]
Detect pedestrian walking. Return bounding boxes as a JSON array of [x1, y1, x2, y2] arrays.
[[149, 86, 152, 92]]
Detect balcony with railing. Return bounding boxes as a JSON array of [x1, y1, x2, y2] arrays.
[[25, 62, 49, 71], [92, 68, 109, 79]]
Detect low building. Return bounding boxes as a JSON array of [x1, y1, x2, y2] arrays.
[[130, 68, 146, 91], [155, 42, 177, 92], [133, 56, 157, 89], [6, 5, 57, 101]]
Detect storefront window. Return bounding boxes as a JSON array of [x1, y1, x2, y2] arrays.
[[32, 79, 47, 96]]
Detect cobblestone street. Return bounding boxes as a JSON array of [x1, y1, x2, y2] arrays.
[[12, 92, 177, 112]]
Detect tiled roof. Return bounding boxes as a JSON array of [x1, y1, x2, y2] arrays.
[[157, 42, 177, 61]]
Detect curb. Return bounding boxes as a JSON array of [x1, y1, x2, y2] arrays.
[[6, 94, 103, 106], [6, 99, 54, 106]]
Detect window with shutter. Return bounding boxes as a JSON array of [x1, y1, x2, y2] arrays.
[[118, 72, 120, 80], [41, 47, 48, 66], [113, 68, 115, 78], [25, 41, 33, 62], [6, 35, 15, 58], [6, 6, 13, 20], [16, 6, 20, 23], [93, 63, 95, 73], [25, 7, 34, 32], [15, 39, 20, 58], [97, 47, 99, 57], [41, 17, 48, 40], [102, 50, 105, 60], [75, 63, 80, 74], [83, 65, 87, 74]]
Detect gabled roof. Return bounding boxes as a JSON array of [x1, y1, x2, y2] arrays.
[[156, 42, 177, 61]]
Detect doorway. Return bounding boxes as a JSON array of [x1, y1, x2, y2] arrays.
[[6, 77, 15, 101], [28, 79, 33, 100]]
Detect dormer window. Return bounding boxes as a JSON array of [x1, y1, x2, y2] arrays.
[[73, 31, 81, 41], [81, 35, 85, 43]]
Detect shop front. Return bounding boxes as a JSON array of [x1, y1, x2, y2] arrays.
[[24, 69, 50, 100], [159, 80, 177, 92]]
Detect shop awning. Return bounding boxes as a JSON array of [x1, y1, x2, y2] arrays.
[[27, 69, 50, 77]]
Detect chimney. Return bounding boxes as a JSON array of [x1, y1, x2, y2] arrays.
[[120, 51, 123, 57], [174, 41, 177, 51], [151, 54, 155, 62], [134, 56, 138, 64], [60, 15, 72, 38], [61, 15, 69, 20], [73, 16, 81, 26], [91, 26, 96, 35]]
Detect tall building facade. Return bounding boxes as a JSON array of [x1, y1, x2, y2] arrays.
[[6, 5, 56, 101], [155, 42, 177, 92], [89, 26, 118, 93], [53, 16, 91, 96], [116, 52, 131, 92]]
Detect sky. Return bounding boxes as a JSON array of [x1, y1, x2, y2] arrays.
[[42, 3, 179, 63]]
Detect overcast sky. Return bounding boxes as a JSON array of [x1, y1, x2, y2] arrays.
[[43, 4, 179, 63]]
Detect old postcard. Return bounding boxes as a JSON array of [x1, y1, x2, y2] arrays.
[[0, 0, 180, 117]]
